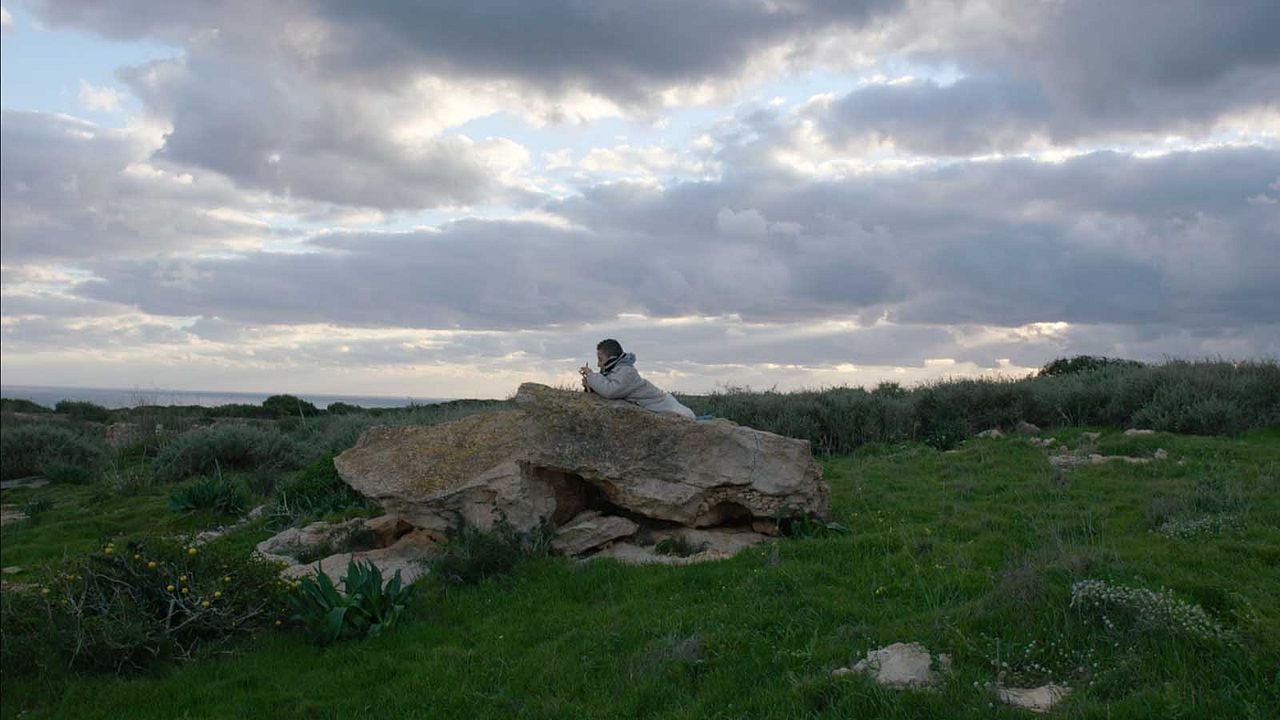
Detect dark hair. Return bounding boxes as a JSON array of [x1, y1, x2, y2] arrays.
[[596, 338, 623, 359]]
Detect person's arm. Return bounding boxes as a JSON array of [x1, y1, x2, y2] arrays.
[[584, 366, 642, 399]]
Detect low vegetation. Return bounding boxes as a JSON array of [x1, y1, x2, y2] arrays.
[[0, 358, 1276, 718]]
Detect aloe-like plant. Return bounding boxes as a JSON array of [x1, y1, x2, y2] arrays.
[[288, 559, 413, 646]]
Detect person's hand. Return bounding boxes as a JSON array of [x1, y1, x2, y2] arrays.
[[579, 364, 591, 377]]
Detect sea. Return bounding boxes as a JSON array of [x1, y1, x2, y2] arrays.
[[0, 385, 448, 410]]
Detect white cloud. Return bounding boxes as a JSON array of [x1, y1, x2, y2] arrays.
[[77, 80, 125, 112], [1, 7, 13, 30]]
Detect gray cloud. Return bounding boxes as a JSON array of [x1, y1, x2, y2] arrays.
[[118, 54, 508, 210], [30, 0, 901, 100], [71, 147, 1280, 336], [0, 110, 286, 261], [821, 75, 1051, 155]]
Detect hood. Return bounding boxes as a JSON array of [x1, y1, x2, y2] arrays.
[[602, 352, 636, 375]]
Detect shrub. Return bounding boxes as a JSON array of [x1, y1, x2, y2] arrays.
[[1039, 355, 1145, 377], [53, 400, 114, 424], [170, 475, 249, 516], [270, 455, 375, 528], [1070, 579, 1232, 644], [0, 537, 289, 675], [0, 423, 106, 481], [287, 559, 414, 646], [325, 402, 364, 415], [0, 398, 52, 413], [654, 537, 707, 557], [262, 394, 320, 419], [152, 423, 302, 484], [431, 515, 552, 586]]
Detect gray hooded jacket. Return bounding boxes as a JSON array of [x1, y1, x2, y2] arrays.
[[585, 353, 695, 419]]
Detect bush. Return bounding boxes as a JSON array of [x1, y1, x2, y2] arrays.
[[288, 560, 414, 646], [152, 423, 303, 484], [681, 360, 1278, 453], [0, 537, 289, 675], [0, 398, 52, 413], [53, 400, 114, 424], [170, 475, 249, 515], [0, 423, 106, 481], [262, 394, 320, 419], [270, 455, 374, 528], [1040, 355, 1145, 377], [431, 515, 553, 586]]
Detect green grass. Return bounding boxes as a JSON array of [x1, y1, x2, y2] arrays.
[[2, 428, 1277, 719]]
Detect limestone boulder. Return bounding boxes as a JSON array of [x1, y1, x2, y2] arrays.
[[334, 383, 829, 537]]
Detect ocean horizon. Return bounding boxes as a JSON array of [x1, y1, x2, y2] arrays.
[[0, 384, 452, 410]]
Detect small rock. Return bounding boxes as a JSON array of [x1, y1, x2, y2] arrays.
[[1014, 421, 1041, 436], [0, 505, 27, 526], [0, 477, 50, 490], [194, 529, 225, 545], [2, 566, 23, 575], [1124, 428, 1155, 436], [997, 683, 1072, 713], [851, 642, 950, 689], [831, 667, 856, 678], [977, 429, 1004, 439], [1028, 437, 1057, 448], [247, 504, 268, 519], [1154, 448, 1168, 460], [551, 511, 639, 556]]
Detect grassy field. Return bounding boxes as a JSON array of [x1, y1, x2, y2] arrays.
[[3, 426, 1277, 719]]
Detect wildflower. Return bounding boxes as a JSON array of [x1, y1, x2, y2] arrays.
[[213, 591, 222, 598], [179, 575, 187, 582], [133, 554, 142, 560], [40, 588, 49, 596], [182, 587, 190, 594], [147, 561, 158, 569], [201, 601, 211, 608], [275, 620, 282, 626], [187, 547, 198, 556], [166, 584, 176, 592], [103, 547, 114, 555], [223, 575, 231, 583]]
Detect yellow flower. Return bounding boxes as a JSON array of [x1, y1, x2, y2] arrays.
[[134, 554, 142, 561], [178, 575, 187, 582], [187, 547, 198, 556], [222, 575, 231, 583], [40, 588, 49, 596], [201, 601, 211, 608], [166, 584, 176, 592], [104, 547, 114, 555], [213, 591, 222, 598], [181, 587, 190, 594], [147, 561, 158, 569], [275, 620, 282, 626]]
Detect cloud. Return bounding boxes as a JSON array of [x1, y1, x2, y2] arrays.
[[1, 7, 13, 30], [68, 146, 1279, 337], [887, 0, 1280, 146], [77, 80, 125, 112], [0, 110, 312, 261]]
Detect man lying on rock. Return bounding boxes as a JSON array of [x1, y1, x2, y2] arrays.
[[579, 338, 696, 419]]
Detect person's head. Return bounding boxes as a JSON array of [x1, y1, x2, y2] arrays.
[[596, 338, 623, 367]]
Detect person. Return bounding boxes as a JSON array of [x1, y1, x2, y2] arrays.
[[579, 339, 695, 419]]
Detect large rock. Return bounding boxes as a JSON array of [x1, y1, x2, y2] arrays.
[[335, 383, 828, 538]]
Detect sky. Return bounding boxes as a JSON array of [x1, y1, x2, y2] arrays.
[[1, 0, 1278, 399]]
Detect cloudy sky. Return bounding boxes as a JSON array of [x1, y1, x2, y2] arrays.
[[2, 1, 1278, 399]]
